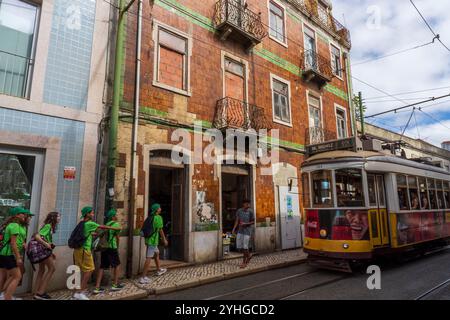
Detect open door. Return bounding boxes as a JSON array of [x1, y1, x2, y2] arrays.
[[278, 186, 302, 249]]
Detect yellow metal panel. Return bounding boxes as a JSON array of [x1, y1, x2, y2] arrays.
[[369, 209, 382, 246], [304, 237, 372, 253]]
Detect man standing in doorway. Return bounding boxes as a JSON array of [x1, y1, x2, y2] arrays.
[[232, 199, 255, 269]]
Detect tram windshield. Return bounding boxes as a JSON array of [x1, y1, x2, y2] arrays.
[[311, 170, 333, 208], [335, 169, 364, 207]]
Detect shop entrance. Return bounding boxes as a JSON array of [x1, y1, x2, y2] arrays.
[[221, 164, 252, 255], [148, 150, 187, 262], [0, 146, 43, 293]]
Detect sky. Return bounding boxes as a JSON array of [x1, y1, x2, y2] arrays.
[[332, 0, 450, 147]]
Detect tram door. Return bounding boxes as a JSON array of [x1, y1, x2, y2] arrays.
[[367, 175, 390, 247]]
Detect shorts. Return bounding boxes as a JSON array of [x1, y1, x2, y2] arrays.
[[73, 248, 95, 272], [146, 245, 159, 258], [0, 255, 17, 270], [100, 249, 121, 269], [236, 233, 251, 250]]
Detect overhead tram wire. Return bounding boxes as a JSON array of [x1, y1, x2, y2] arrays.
[[417, 109, 450, 130], [352, 76, 410, 106], [410, 0, 450, 53], [364, 86, 450, 100]]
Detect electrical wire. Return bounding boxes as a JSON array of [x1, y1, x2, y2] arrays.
[[417, 108, 450, 130], [365, 86, 450, 100]]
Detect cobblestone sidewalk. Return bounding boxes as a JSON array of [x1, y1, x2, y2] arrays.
[[33, 249, 307, 300]]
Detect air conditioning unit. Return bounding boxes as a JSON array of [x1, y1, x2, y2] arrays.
[[363, 139, 383, 152]]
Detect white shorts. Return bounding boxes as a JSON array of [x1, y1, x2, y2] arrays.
[[236, 233, 251, 250], [146, 245, 159, 258]]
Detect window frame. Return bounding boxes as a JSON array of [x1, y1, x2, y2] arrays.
[[267, 0, 288, 47], [152, 20, 192, 97], [221, 51, 250, 102], [270, 73, 292, 127], [307, 90, 323, 129], [329, 43, 343, 80], [335, 105, 347, 139]]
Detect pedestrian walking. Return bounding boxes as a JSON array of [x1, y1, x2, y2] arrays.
[[93, 209, 124, 294], [232, 199, 255, 269], [69, 206, 121, 300], [32, 211, 60, 300], [139, 203, 168, 284], [0, 207, 34, 300]]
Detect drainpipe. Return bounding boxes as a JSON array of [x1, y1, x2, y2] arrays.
[[344, 52, 356, 137], [126, 0, 143, 278]]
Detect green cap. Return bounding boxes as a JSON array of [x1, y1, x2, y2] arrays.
[[8, 207, 20, 216], [9, 207, 33, 216], [150, 203, 161, 216], [81, 206, 93, 218], [20, 208, 34, 216], [106, 208, 117, 219]]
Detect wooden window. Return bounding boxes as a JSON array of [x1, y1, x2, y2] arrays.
[[269, 1, 286, 44]]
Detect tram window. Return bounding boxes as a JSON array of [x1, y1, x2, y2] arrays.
[[302, 172, 311, 208], [427, 179, 438, 210], [444, 182, 450, 209], [311, 170, 333, 208], [408, 176, 420, 210], [367, 175, 377, 207], [397, 175, 410, 211], [436, 180, 444, 209], [377, 175, 386, 207], [418, 177, 429, 210], [335, 169, 364, 207]]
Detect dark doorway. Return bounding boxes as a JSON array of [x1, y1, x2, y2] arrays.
[[148, 166, 185, 261]]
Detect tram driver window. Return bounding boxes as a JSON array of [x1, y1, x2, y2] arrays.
[[397, 175, 410, 211], [335, 169, 364, 207], [311, 170, 333, 208]]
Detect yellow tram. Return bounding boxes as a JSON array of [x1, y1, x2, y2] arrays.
[[301, 148, 450, 272]]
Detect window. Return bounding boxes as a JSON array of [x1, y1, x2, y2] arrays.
[[312, 170, 333, 208], [331, 44, 342, 78], [154, 24, 190, 95], [427, 179, 438, 209], [408, 176, 420, 210], [444, 182, 450, 209], [397, 175, 410, 211], [368, 175, 377, 207], [302, 172, 311, 209], [335, 169, 364, 207], [304, 25, 316, 69], [436, 180, 445, 209], [336, 107, 347, 139], [269, 1, 286, 45], [224, 57, 246, 101], [271, 75, 291, 124], [418, 177, 429, 210], [0, 0, 38, 98], [308, 95, 321, 128]]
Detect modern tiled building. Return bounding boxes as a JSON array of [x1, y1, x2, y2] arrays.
[[0, 0, 111, 291], [112, 0, 355, 271]]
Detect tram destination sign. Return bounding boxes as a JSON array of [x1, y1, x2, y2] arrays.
[[306, 137, 360, 156]]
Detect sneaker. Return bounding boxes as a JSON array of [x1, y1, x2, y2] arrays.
[[156, 268, 167, 276], [12, 296, 23, 300], [33, 293, 51, 300], [73, 292, 90, 300], [92, 287, 105, 295], [0, 292, 4, 300], [111, 283, 125, 291], [139, 277, 151, 284], [42, 293, 52, 300]]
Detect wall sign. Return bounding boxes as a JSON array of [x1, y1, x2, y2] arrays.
[[63, 166, 76, 181]]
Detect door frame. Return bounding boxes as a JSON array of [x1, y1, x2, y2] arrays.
[[367, 173, 389, 247], [0, 146, 44, 293]]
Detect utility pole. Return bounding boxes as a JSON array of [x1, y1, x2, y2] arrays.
[[358, 91, 365, 136]]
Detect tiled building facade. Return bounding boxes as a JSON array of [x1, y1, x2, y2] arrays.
[[114, 0, 355, 267], [0, 0, 110, 291]]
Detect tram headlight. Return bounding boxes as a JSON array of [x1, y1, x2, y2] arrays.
[[343, 243, 350, 249], [319, 229, 327, 238]]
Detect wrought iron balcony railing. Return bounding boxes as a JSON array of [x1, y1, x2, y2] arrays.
[[0, 50, 33, 98], [300, 49, 333, 87], [306, 127, 337, 146], [287, 0, 351, 48], [213, 97, 272, 131], [214, 0, 267, 50]]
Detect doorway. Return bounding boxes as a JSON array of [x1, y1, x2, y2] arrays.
[[148, 164, 186, 262], [0, 146, 43, 293], [221, 164, 252, 255], [367, 174, 389, 247]]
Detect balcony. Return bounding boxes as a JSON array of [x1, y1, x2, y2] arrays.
[[300, 50, 333, 88], [287, 0, 351, 48], [213, 97, 272, 131], [0, 50, 33, 98], [213, 0, 267, 51], [306, 127, 337, 146]]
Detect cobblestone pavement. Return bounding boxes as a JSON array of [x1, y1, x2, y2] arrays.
[[29, 249, 306, 300]]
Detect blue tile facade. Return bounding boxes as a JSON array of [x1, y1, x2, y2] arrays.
[[43, 0, 96, 110], [0, 107, 85, 245]]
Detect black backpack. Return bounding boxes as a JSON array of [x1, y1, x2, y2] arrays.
[[68, 221, 86, 249], [140, 216, 156, 238]]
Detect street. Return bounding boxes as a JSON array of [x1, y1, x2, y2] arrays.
[[148, 247, 450, 300]]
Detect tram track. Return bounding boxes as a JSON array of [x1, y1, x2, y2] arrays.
[[414, 278, 450, 300], [279, 275, 350, 300]]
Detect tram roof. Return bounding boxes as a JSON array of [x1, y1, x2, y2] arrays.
[[304, 150, 386, 163]]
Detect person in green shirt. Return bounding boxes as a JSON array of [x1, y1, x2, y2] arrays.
[[32, 211, 60, 300], [0, 207, 34, 300], [72, 206, 121, 301], [139, 203, 168, 285], [93, 209, 124, 294]]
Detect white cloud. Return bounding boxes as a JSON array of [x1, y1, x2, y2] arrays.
[[332, 0, 450, 147]]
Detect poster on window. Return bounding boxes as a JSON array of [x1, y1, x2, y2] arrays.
[[63, 166, 76, 181], [396, 211, 449, 246]]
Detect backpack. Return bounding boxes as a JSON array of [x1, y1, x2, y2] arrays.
[[26, 234, 52, 264], [140, 216, 156, 238], [92, 230, 109, 252], [68, 221, 86, 249]]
